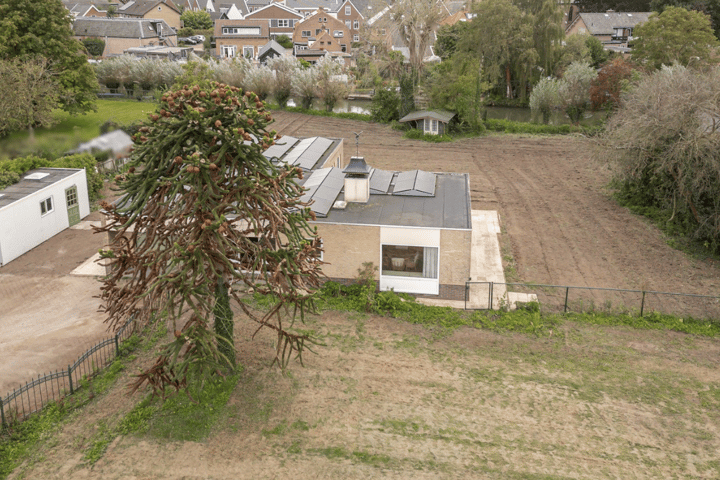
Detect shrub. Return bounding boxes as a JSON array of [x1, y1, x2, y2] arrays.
[[370, 87, 401, 123], [404, 129, 452, 142], [0, 153, 103, 201], [0, 170, 20, 189]]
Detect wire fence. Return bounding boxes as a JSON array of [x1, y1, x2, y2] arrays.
[[0, 317, 135, 430], [465, 282, 720, 320]]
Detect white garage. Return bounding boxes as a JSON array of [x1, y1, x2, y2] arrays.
[[0, 168, 90, 266]]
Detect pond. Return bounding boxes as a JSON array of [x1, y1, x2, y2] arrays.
[[287, 98, 604, 126]]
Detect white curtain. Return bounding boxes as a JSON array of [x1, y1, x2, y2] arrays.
[[423, 247, 438, 279]]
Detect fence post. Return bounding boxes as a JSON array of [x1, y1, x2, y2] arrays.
[[1, 396, 6, 429], [564, 287, 570, 313], [489, 282, 494, 310], [114, 333, 120, 357], [67, 365, 74, 395], [640, 291, 646, 317], [465, 283, 469, 310]]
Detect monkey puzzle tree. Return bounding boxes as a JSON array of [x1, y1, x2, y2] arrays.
[[96, 81, 323, 396]]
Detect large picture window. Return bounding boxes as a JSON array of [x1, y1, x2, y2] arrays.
[[381, 245, 438, 279]]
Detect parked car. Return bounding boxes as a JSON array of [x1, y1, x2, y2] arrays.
[[191, 35, 205, 43], [178, 37, 198, 44]]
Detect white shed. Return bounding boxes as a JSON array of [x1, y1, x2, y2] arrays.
[[0, 168, 90, 266]]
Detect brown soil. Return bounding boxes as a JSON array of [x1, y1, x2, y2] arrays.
[[3, 113, 720, 479]]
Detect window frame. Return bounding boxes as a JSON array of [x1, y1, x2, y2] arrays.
[[40, 196, 54, 216]]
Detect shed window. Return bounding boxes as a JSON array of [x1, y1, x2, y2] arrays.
[[40, 197, 53, 216]]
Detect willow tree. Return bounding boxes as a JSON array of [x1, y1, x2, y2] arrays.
[[96, 81, 323, 395]]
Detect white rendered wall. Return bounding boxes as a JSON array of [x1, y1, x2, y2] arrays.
[[379, 226, 440, 295], [0, 169, 90, 266]]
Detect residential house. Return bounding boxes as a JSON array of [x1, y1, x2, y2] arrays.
[[0, 169, 90, 267], [399, 110, 456, 136], [265, 136, 472, 299], [257, 40, 288, 63], [293, 7, 352, 54], [215, 18, 270, 59], [117, 0, 182, 30], [246, 0, 271, 13], [211, 2, 249, 21], [73, 17, 177, 57], [63, 2, 110, 17], [333, 0, 364, 44], [565, 11, 651, 52], [244, 3, 303, 40]]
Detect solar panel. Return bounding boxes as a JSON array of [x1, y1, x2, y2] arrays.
[[263, 135, 298, 160], [296, 137, 334, 171], [283, 137, 315, 166], [415, 170, 436, 195], [303, 167, 331, 188], [305, 167, 345, 217], [369, 169, 393, 194], [393, 170, 417, 193]]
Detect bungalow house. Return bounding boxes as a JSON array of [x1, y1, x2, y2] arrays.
[[399, 110, 456, 135], [0, 169, 90, 267], [214, 19, 270, 59], [73, 18, 177, 57], [117, 0, 182, 31], [266, 136, 472, 299], [565, 11, 651, 50]]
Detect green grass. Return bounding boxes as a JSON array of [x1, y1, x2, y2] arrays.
[[269, 281, 720, 339], [0, 99, 155, 160]]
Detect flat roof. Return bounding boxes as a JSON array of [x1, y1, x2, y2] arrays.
[[311, 172, 472, 230], [0, 168, 82, 210]]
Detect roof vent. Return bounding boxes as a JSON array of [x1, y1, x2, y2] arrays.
[[333, 200, 347, 209], [25, 172, 50, 180]]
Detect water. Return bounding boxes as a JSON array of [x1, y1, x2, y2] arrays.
[[286, 98, 604, 125]]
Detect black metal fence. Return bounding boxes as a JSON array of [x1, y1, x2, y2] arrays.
[[0, 317, 135, 429], [465, 282, 720, 320]]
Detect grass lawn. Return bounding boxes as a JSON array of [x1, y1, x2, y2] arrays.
[[0, 98, 156, 160]]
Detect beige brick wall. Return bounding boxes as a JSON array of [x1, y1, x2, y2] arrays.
[[313, 223, 381, 281], [439, 229, 471, 286]]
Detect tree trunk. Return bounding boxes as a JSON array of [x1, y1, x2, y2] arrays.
[[505, 64, 512, 99], [213, 278, 235, 367]]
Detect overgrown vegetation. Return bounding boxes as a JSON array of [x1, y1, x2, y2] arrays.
[[256, 277, 720, 338], [598, 65, 720, 255]]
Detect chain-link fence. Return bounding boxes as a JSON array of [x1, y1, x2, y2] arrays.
[[465, 282, 720, 320], [1, 317, 135, 429]]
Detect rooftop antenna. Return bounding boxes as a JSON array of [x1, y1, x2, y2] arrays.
[[353, 131, 362, 156]]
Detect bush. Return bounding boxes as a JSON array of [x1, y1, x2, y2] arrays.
[[0, 170, 20, 189], [82, 38, 105, 57], [0, 153, 104, 201], [370, 87, 401, 123], [483, 118, 580, 134], [404, 129, 452, 142]]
